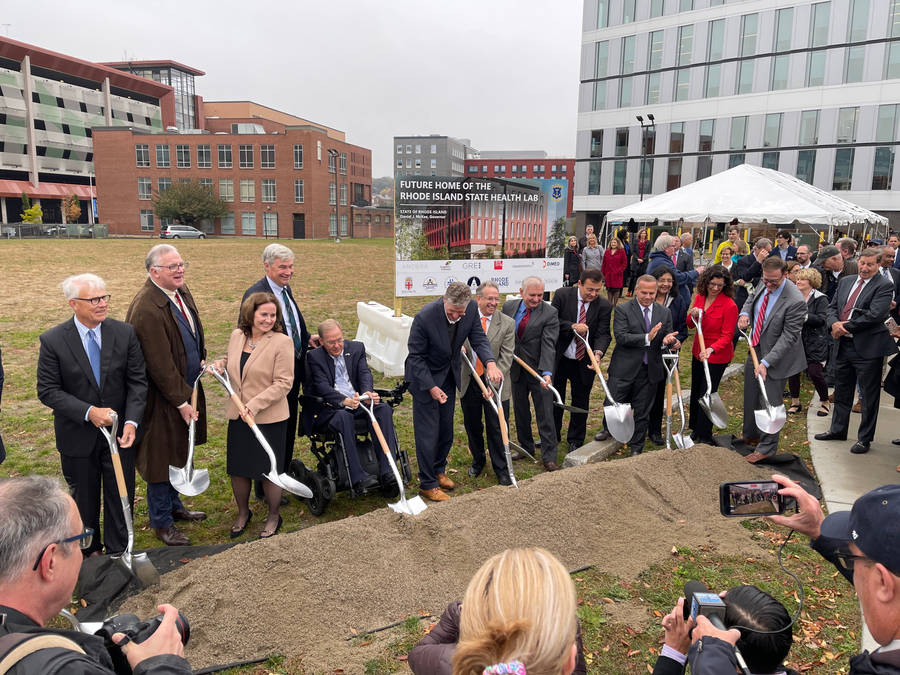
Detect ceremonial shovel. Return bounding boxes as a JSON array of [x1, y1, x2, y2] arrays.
[[571, 332, 634, 443], [671, 358, 693, 448], [694, 309, 729, 428], [461, 347, 519, 487], [357, 395, 428, 514], [168, 370, 210, 496], [738, 329, 786, 434], [207, 366, 313, 498], [99, 413, 160, 587], [512, 355, 588, 414], [661, 350, 693, 449]]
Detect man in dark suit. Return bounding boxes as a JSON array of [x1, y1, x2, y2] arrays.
[[815, 248, 897, 454], [675, 233, 696, 292], [551, 269, 612, 453], [606, 275, 678, 455], [406, 282, 500, 501], [733, 238, 773, 312], [502, 277, 561, 470], [737, 257, 807, 462], [243, 243, 314, 501], [37, 273, 147, 556], [768, 230, 797, 262], [127, 244, 207, 547], [578, 224, 595, 253], [305, 320, 398, 495], [888, 234, 900, 270], [458, 282, 516, 484], [837, 237, 859, 277]]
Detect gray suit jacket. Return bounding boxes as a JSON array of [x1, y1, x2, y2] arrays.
[[741, 279, 807, 379], [501, 299, 559, 383], [459, 311, 515, 400]]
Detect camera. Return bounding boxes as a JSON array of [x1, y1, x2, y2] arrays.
[[719, 481, 790, 517], [95, 611, 190, 675]]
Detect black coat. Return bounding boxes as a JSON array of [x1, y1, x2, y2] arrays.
[[801, 291, 830, 363], [563, 248, 582, 284]]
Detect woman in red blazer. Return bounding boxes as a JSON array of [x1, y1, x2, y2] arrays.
[[600, 236, 628, 305], [685, 265, 738, 444]]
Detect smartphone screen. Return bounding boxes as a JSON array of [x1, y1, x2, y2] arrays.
[[719, 481, 784, 517]]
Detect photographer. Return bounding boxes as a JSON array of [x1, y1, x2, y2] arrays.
[[0, 476, 190, 674], [652, 587, 796, 675], [689, 475, 900, 674]]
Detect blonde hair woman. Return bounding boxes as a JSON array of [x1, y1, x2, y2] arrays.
[[452, 548, 578, 675]]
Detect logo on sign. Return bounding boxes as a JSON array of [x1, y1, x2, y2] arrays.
[[440, 260, 453, 270], [462, 261, 482, 271], [467, 276, 481, 290], [491, 276, 509, 287], [445, 277, 457, 288], [423, 277, 438, 290], [494, 260, 504, 270], [551, 184, 564, 201], [404, 277, 414, 291]]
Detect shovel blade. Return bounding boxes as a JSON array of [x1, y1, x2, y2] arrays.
[[754, 407, 786, 434], [266, 471, 314, 498], [168, 465, 210, 497], [389, 494, 428, 515], [699, 398, 728, 429], [603, 403, 634, 443], [672, 434, 694, 449], [132, 552, 160, 586]]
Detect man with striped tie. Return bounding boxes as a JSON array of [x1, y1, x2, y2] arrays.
[[736, 257, 806, 463]]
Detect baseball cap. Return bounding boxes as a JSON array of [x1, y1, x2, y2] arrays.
[[820, 485, 900, 575]]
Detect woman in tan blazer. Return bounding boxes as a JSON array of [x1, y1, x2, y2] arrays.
[[212, 292, 293, 539]]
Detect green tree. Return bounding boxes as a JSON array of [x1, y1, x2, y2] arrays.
[[62, 194, 81, 224], [153, 180, 229, 227], [21, 204, 43, 224], [546, 216, 569, 258], [20, 192, 31, 214]]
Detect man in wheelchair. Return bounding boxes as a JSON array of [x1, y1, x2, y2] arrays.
[[304, 320, 401, 497]]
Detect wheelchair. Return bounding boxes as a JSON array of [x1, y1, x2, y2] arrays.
[[288, 381, 413, 516]]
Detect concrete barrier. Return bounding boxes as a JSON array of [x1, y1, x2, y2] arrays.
[[355, 301, 413, 377]]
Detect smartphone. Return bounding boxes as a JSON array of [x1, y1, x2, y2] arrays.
[[719, 481, 786, 517], [885, 317, 899, 333]]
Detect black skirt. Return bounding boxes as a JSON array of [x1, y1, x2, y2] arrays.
[[226, 418, 287, 478]]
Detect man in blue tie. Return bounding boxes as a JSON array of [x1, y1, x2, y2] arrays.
[[37, 274, 147, 556]]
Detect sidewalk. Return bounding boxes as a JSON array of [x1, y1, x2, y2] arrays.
[[807, 389, 900, 653]]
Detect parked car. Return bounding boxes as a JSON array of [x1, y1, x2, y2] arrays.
[[160, 224, 206, 239]]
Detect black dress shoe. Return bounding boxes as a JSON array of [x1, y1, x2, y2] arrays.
[[568, 442, 579, 454], [892, 439, 900, 446], [380, 477, 400, 499], [649, 434, 665, 446], [467, 466, 483, 478], [814, 431, 847, 441], [850, 442, 870, 454], [629, 449, 642, 456], [353, 475, 380, 492], [497, 474, 513, 486], [230, 512, 253, 539], [172, 509, 207, 522], [542, 461, 560, 471], [594, 430, 611, 442], [155, 524, 189, 546]]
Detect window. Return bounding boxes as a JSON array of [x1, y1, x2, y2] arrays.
[[623, 0, 635, 23], [650, 0, 663, 17], [293, 144, 304, 169], [833, 148, 855, 189], [176, 144, 190, 168], [396, 143, 403, 154], [837, 107, 859, 143], [220, 213, 235, 234], [876, 104, 898, 142], [807, 52, 826, 86], [737, 61, 754, 94], [405, 144, 412, 153], [138, 177, 151, 200], [886, 0, 900, 78], [675, 69, 690, 101], [430, 159, 436, 169], [414, 144, 421, 154], [595, 41, 608, 77], [158, 177, 171, 193], [597, 0, 608, 28], [845, 47, 865, 83], [140, 209, 154, 232], [697, 156, 712, 179], [261, 178, 276, 203], [649, 31, 664, 70], [613, 160, 626, 194], [615, 128, 629, 156], [728, 153, 746, 168], [241, 212, 256, 235], [239, 144, 253, 169], [639, 158, 653, 194], [339, 152, 347, 174], [708, 20, 725, 61], [771, 55, 789, 90], [678, 25, 693, 66], [621, 36, 635, 75], [699, 119, 715, 151], [847, 0, 869, 42], [679, 0, 692, 10], [294, 179, 304, 203], [646, 73, 661, 104], [620, 77, 633, 107], [218, 144, 232, 168], [136, 144, 150, 167], [774, 8, 793, 51], [762, 152, 780, 169], [431, 144, 437, 153], [873, 148, 895, 189], [740, 14, 758, 55], [730, 116, 747, 150], [799, 110, 820, 145], [796, 150, 816, 183], [260, 145, 275, 169], [197, 144, 211, 168], [670, 123, 684, 153], [667, 158, 682, 190], [329, 182, 336, 205], [810, 2, 830, 47], [512, 165, 518, 173], [763, 113, 782, 148], [329, 213, 337, 237], [705, 65, 722, 97], [593, 81, 607, 110], [263, 212, 278, 236], [340, 214, 348, 237], [590, 130, 603, 157], [340, 183, 347, 206], [240, 178, 255, 202], [156, 144, 170, 168], [327, 152, 337, 173], [588, 161, 601, 195], [219, 179, 234, 202]]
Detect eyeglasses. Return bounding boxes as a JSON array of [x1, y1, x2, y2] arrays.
[[833, 551, 871, 575], [73, 295, 110, 305], [762, 276, 783, 286], [32, 527, 94, 570], [153, 262, 189, 272]]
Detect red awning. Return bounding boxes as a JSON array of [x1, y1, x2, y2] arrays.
[[0, 179, 95, 200]]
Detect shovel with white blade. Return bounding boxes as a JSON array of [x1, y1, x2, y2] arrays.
[[571, 331, 634, 443], [694, 309, 729, 429], [738, 328, 787, 434], [168, 370, 210, 496]]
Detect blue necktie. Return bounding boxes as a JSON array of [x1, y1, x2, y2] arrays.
[[87, 329, 101, 386]]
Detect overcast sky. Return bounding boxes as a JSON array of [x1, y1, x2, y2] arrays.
[[3, 0, 583, 178]]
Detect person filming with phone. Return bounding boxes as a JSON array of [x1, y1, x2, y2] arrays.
[[689, 474, 900, 675], [0, 476, 191, 674]]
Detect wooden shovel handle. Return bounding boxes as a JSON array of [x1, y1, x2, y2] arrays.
[[665, 378, 673, 417], [582, 334, 604, 379], [230, 392, 255, 426], [696, 326, 707, 353], [467, 349, 509, 444], [110, 449, 128, 498], [513, 354, 542, 381], [673, 366, 685, 400], [370, 417, 392, 457], [190, 383, 199, 409], [746, 340, 761, 371]]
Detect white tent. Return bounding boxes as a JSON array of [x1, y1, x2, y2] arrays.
[[604, 164, 888, 230]]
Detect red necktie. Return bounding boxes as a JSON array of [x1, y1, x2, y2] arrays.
[[517, 306, 531, 339], [751, 292, 769, 346], [574, 301, 587, 360], [672, 253, 677, 266], [174, 292, 189, 322], [839, 279, 865, 321], [475, 316, 487, 376]]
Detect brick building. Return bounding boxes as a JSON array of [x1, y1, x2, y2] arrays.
[[350, 204, 394, 238], [464, 151, 575, 217], [93, 101, 372, 238]]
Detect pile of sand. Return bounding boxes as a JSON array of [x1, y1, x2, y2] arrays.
[[122, 446, 771, 672]]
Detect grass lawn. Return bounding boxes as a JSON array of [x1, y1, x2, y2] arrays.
[[0, 237, 860, 674]]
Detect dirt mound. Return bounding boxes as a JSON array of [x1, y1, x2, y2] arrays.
[[121, 446, 771, 672]]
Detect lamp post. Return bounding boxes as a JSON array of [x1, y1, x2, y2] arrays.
[[636, 113, 655, 202]]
